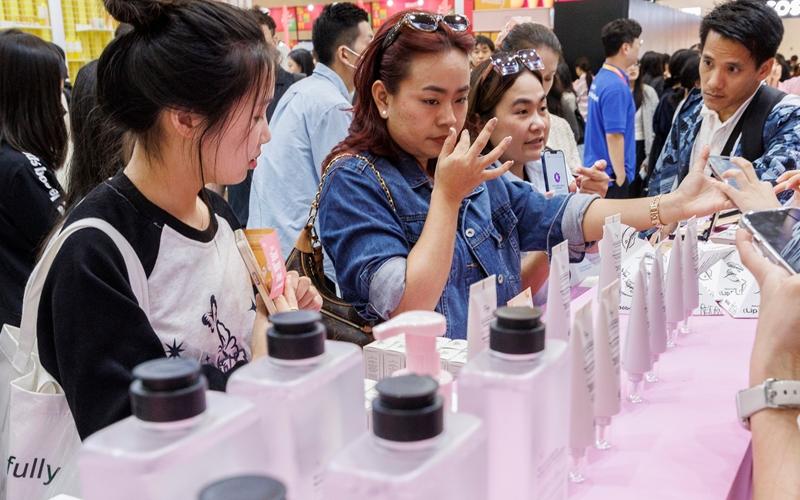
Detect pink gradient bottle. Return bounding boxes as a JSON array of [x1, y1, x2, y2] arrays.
[[324, 374, 488, 500], [226, 311, 364, 500], [459, 307, 570, 500], [78, 359, 269, 500]]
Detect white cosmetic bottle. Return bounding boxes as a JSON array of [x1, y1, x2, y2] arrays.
[[78, 359, 268, 500], [458, 306, 570, 500], [324, 374, 488, 500], [226, 311, 364, 500]]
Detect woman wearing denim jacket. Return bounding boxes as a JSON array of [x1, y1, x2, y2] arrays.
[[318, 10, 732, 339]]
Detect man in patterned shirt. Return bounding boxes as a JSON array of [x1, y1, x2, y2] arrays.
[[648, 0, 800, 199]]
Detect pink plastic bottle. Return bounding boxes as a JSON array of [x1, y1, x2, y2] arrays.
[[324, 374, 488, 500], [78, 359, 269, 500], [459, 307, 570, 500], [372, 311, 454, 411]]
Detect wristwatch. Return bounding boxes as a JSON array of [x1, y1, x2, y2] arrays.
[[736, 379, 800, 430]]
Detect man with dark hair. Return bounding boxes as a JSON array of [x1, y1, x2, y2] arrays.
[[226, 8, 305, 225], [248, 3, 371, 280], [470, 35, 494, 68], [583, 18, 642, 198], [648, 0, 800, 200]]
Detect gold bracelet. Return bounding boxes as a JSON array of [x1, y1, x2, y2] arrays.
[[649, 195, 664, 228]]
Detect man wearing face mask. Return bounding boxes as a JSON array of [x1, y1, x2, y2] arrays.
[[248, 2, 372, 281], [648, 0, 800, 199]]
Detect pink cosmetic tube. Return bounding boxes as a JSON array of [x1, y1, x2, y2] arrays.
[[593, 280, 621, 450], [647, 245, 668, 382], [681, 218, 701, 331], [597, 214, 622, 299], [623, 259, 652, 404], [569, 305, 594, 481], [665, 231, 684, 348], [545, 241, 571, 342]]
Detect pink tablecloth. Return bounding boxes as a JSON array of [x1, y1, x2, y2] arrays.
[[567, 289, 756, 500]]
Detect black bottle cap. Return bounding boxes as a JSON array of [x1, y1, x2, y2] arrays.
[[199, 475, 287, 500], [489, 306, 546, 355], [372, 374, 443, 442], [129, 358, 207, 422], [267, 311, 326, 360]]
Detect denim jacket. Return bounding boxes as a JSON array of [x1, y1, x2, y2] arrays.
[[648, 88, 800, 198], [318, 152, 598, 339]]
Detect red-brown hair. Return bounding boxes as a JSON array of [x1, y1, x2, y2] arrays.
[[323, 10, 474, 170]]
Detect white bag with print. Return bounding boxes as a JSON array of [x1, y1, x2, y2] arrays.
[[1, 218, 148, 499]]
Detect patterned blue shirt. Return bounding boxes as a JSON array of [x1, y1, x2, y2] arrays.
[[648, 88, 800, 198]]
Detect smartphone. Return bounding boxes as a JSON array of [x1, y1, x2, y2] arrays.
[[741, 208, 800, 275], [234, 229, 278, 314], [542, 150, 571, 195], [708, 155, 742, 189]]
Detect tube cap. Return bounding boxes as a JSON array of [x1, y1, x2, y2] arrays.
[[489, 306, 546, 355], [372, 374, 443, 442], [199, 475, 287, 500], [130, 358, 207, 422], [267, 311, 325, 360]]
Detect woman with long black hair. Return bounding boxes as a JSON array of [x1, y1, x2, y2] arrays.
[[0, 30, 68, 329]]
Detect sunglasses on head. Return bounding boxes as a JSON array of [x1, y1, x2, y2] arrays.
[[489, 49, 545, 76], [382, 12, 470, 50]]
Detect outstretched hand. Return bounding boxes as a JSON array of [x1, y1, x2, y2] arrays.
[[667, 146, 733, 221], [434, 118, 513, 204], [715, 157, 781, 213]]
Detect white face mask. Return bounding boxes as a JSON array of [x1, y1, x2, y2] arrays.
[[342, 46, 362, 70]]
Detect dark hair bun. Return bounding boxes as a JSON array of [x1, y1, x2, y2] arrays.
[[104, 0, 181, 29]]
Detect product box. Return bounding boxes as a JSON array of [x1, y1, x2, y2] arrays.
[[363, 338, 397, 381], [449, 339, 468, 351], [447, 350, 468, 377], [382, 340, 407, 378], [364, 379, 378, 429], [439, 346, 464, 372]]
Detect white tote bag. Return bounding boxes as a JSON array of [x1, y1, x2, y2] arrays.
[[1, 218, 149, 500]]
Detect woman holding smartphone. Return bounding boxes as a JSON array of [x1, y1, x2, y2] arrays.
[[466, 53, 609, 295], [33, 0, 320, 440]]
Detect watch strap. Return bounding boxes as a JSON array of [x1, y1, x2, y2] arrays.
[[737, 379, 800, 429]]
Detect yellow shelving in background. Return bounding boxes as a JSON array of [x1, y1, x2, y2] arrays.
[[2, 0, 255, 80], [0, 0, 53, 41], [0, 0, 116, 79], [61, 0, 115, 79]]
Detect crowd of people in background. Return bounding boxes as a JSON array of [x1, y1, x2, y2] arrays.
[[1, 0, 800, 497]]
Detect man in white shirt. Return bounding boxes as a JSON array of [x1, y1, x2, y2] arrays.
[[648, 0, 800, 197]]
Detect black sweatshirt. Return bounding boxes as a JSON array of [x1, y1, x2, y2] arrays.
[[36, 174, 256, 439], [0, 142, 64, 328]]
